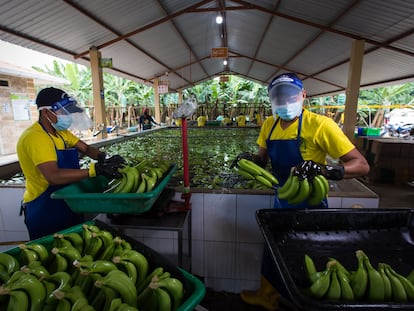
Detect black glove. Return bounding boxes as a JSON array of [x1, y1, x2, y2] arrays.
[[321, 164, 345, 180], [231, 152, 267, 168], [98, 152, 107, 164], [95, 162, 122, 179], [105, 155, 126, 166]]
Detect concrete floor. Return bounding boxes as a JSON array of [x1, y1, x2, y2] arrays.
[[197, 180, 414, 311]]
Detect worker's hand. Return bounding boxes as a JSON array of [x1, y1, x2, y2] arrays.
[[231, 152, 267, 168], [321, 164, 345, 180], [105, 155, 126, 166], [98, 152, 107, 164], [90, 162, 122, 179]]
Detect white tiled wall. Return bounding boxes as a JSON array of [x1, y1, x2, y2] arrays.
[[0, 186, 28, 251]]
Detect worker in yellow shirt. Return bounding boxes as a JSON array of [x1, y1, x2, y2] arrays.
[[236, 113, 246, 127]]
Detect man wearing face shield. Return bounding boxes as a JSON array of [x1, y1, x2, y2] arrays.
[[239, 73, 369, 310], [17, 87, 126, 240]]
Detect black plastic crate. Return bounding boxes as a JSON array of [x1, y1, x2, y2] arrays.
[[256, 208, 414, 310]]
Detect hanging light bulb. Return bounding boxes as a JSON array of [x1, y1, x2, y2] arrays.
[[216, 14, 223, 24], [223, 59, 228, 66]]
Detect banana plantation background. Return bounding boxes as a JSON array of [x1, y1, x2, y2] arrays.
[[34, 61, 414, 130]]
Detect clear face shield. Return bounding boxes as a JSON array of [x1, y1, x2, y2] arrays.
[[41, 97, 92, 130], [269, 84, 304, 120]]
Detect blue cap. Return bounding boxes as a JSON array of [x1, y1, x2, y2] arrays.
[[268, 73, 303, 92]]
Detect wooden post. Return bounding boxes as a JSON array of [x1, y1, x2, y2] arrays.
[[343, 40, 365, 140], [89, 46, 107, 138], [153, 79, 160, 123]]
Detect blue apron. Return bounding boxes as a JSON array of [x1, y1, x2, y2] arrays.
[[23, 128, 83, 240], [262, 114, 327, 294]]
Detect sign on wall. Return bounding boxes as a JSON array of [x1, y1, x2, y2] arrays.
[[11, 94, 30, 121]]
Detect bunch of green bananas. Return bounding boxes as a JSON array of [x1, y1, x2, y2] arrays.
[[278, 161, 329, 206], [304, 250, 414, 303], [0, 223, 185, 311], [233, 158, 279, 189], [104, 159, 171, 194]]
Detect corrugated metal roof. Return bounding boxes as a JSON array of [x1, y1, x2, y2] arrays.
[[0, 0, 413, 97]]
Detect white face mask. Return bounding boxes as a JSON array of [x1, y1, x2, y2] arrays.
[[273, 101, 303, 120]]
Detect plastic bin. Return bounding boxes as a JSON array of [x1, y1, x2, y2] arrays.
[[51, 165, 176, 214], [4, 220, 205, 311], [357, 127, 381, 137], [255, 208, 414, 310]]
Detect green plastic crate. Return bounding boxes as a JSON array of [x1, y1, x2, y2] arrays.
[[51, 165, 177, 214], [4, 221, 205, 311]]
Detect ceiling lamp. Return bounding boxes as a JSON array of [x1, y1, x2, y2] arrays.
[[216, 14, 223, 24], [223, 59, 228, 65]]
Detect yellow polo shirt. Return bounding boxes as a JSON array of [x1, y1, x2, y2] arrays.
[[16, 122, 79, 203], [257, 109, 355, 164]]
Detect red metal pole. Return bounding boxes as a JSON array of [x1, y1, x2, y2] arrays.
[[181, 117, 191, 209]]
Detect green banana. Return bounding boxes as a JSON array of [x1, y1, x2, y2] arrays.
[[23, 244, 49, 265], [113, 249, 148, 284], [21, 261, 50, 279], [59, 233, 84, 254], [113, 258, 138, 285], [278, 174, 300, 201], [48, 253, 68, 273], [117, 302, 140, 311], [384, 264, 407, 302], [99, 282, 120, 311], [6, 289, 30, 311], [351, 250, 368, 300], [318, 174, 330, 194], [136, 175, 147, 193], [327, 257, 351, 280], [108, 297, 123, 311], [233, 166, 255, 180], [255, 175, 273, 188], [142, 172, 156, 192], [119, 166, 137, 193], [386, 264, 414, 301], [75, 259, 118, 276], [0, 253, 19, 275], [136, 285, 157, 310], [156, 287, 172, 311], [325, 265, 341, 301], [53, 285, 88, 310], [4, 272, 47, 311], [112, 172, 129, 193], [94, 270, 138, 307], [19, 247, 39, 265], [51, 245, 82, 265], [237, 158, 262, 176], [154, 277, 184, 311], [83, 235, 103, 260], [337, 269, 354, 301], [277, 168, 294, 198], [55, 298, 71, 311], [308, 268, 331, 299], [361, 251, 384, 302], [308, 175, 327, 206], [288, 177, 310, 205], [406, 269, 414, 284], [378, 263, 392, 301], [0, 264, 11, 284], [304, 254, 319, 283], [136, 266, 164, 294]]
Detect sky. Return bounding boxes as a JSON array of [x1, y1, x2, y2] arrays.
[[0, 39, 69, 69]]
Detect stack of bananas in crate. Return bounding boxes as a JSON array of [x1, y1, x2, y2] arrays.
[[0, 224, 185, 311], [105, 159, 171, 194]]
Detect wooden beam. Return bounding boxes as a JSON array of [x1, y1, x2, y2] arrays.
[[89, 46, 107, 138], [343, 39, 364, 140]]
